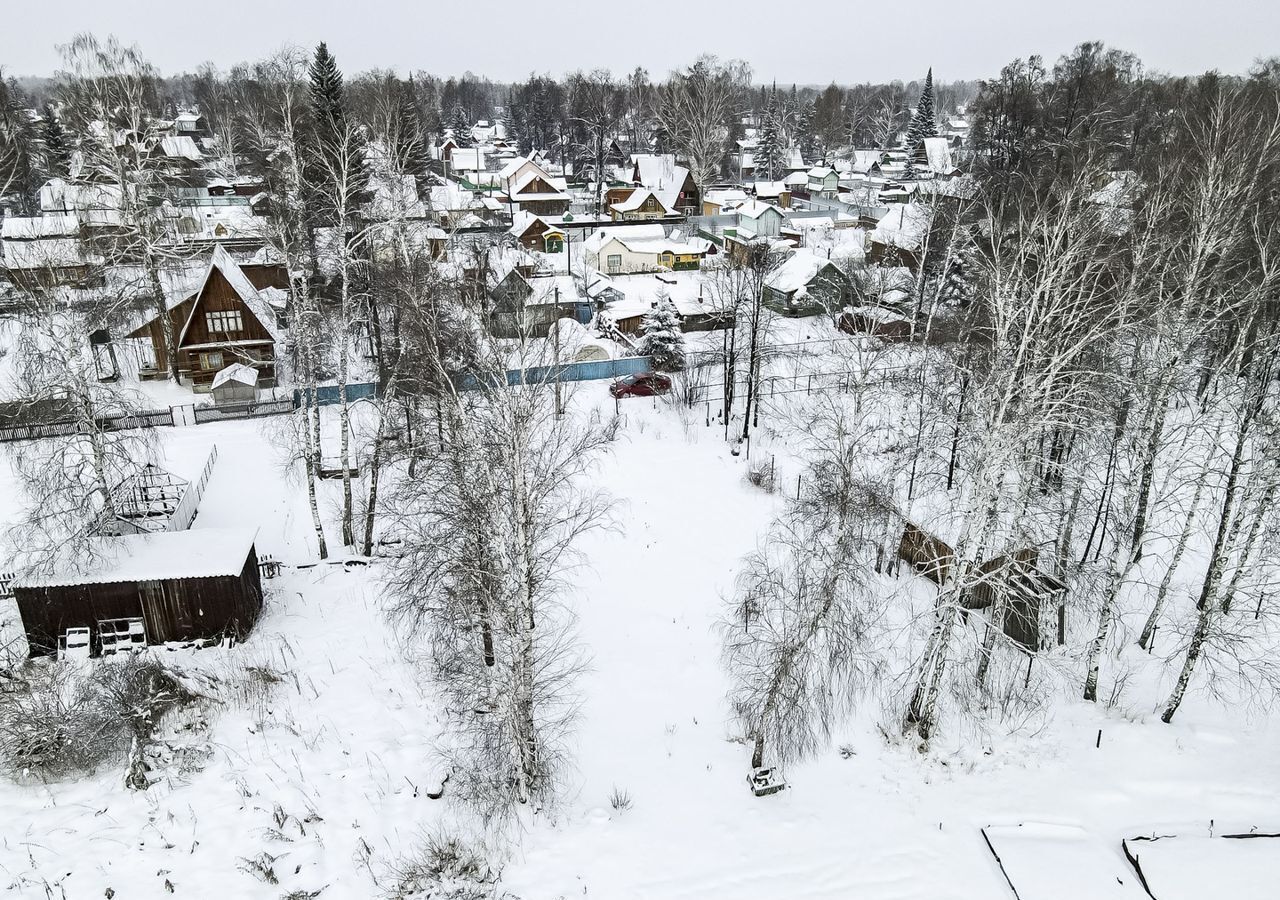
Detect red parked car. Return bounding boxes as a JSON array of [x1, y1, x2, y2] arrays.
[[609, 372, 672, 398]]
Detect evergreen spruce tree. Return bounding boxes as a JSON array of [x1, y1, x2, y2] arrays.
[[41, 103, 70, 179], [755, 87, 786, 182], [794, 98, 815, 165], [639, 297, 686, 372], [309, 42, 346, 138], [395, 79, 429, 177], [0, 78, 38, 213], [448, 105, 474, 148], [306, 42, 367, 220], [938, 239, 975, 307], [905, 68, 939, 166]]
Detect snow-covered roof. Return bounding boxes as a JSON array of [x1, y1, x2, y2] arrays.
[[766, 251, 838, 296], [752, 181, 788, 199], [1, 237, 98, 270], [160, 135, 203, 161], [178, 245, 284, 345], [807, 166, 838, 180], [449, 148, 487, 172], [704, 189, 748, 208], [510, 168, 569, 196], [211, 362, 260, 390], [13, 527, 258, 588], [735, 200, 784, 221], [1, 214, 79, 239], [508, 211, 565, 239], [849, 150, 884, 173], [611, 188, 672, 214], [923, 137, 955, 173], [428, 182, 483, 211], [583, 223, 666, 254], [39, 178, 124, 214], [784, 171, 808, 187], [597, 233, 712, 258], [870, 203, 932, 251]]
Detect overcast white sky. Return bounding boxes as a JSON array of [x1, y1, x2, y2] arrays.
[[2, 0, 1276, 83]]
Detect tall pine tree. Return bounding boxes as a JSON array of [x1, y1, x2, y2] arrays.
[[448, 105, 474, 148], [0, 77, 38, 213], [905, 68, 938, 167], [41, 103, 70, 179], [755, 86, 786, 182], [306, 42, 367, 222]]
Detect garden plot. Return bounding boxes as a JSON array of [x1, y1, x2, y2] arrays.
[[1122, 834, 1280, 900], [982, 823, 1148, 900]]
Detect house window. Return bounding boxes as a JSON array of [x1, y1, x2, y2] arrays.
[[607, 254, 622, 273], [206, 310, 242, 334], [200, 351, 224, 370]]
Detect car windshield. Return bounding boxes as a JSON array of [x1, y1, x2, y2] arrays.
[[620, 375, 639, 385]]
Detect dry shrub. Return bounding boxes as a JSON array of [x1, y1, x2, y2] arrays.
[[0, 653, 197, 785], [745, 460, 778, 493], [385, 831, 516, 900]]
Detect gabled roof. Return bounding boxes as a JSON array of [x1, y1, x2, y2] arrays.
[[870, 203, 933, 251], [736, 199, 784, 221], [510, 168, 569, 197], [583, 223, 666, 253], [807, 166, 839, 180], [211, 362, 260, 390], [611, 188, 672, 214], [766, 251, 844, 296], [177, 245, 283, 346]]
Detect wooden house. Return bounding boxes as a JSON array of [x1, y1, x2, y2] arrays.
[[763, 252, 854, 317], [582, 225, 710, 275], [128, 245, 286, 390], [807, 166, 841, 198], [509, 213, 566, 253], [610, 189, 674, 221], [487, 272, 588, 338], [868, 203, 932, 272], [505, 169, 571, 216], [11, 527, 263, 658], [630, 154, 699, 214]]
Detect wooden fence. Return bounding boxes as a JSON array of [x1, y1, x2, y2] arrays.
[[193, 398, 294, 424], [0, 408, 174, 443]]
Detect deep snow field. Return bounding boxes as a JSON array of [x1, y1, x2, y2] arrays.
[[1, 378, 1278, 899]]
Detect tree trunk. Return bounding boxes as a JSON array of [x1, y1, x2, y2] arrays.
[[1161, 411, 1251, 723], [1138, 467, 1210, 650]]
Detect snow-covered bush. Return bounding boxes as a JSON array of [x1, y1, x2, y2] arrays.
[[638, 299, 686, 372], [385, 832, 517, 900]]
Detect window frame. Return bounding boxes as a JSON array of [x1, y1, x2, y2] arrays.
[[205, 309, 243, 334]]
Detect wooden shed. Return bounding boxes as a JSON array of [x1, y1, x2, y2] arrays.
[[11, 527, 263, 657], [210, 363, 259, 405]]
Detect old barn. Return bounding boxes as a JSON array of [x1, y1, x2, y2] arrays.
[[11, 527, 264, 657]]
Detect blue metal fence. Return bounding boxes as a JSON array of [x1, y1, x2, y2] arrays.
[[453, 356, 653, 391], [292, 358, 654, 404], [292, 382, 380, 408]]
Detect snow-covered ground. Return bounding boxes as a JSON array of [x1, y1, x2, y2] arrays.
[[1, 380, 1278, 898]]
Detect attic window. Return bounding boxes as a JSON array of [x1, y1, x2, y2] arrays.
[[206, 310, 243, 334]]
